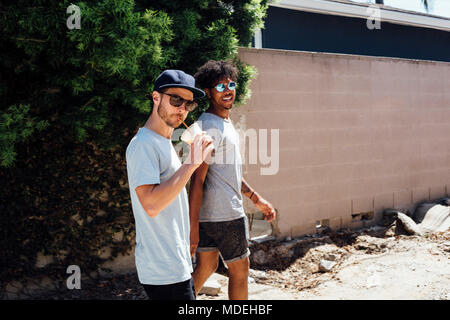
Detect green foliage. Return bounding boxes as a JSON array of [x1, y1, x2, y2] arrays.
[[0, 104, 49, 167], [0, 0, 268, 290], [0, 0, 267, 164], [0, 123, 135, 291]]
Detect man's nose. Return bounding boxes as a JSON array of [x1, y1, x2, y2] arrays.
[[178, 102, 188, 112]]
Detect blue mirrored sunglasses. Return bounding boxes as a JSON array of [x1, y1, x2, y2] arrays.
[[214, 81, 236, 92]]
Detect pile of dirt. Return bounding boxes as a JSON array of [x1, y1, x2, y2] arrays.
[[248, 226, 449, 293], [9, 222, 449, 300]]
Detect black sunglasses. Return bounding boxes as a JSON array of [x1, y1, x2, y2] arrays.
[[159, 92, 198, 112]]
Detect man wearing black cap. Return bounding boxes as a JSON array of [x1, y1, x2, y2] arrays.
[[126, 70, 214, 300]]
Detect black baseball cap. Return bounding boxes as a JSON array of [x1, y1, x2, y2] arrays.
[[154, 69, 205, 99]]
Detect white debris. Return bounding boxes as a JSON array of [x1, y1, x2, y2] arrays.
[[319, 260, 336, 272], [199, 279, 221, 296]]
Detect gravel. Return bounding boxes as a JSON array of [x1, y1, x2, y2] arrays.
[[12, 224, 450, 300]]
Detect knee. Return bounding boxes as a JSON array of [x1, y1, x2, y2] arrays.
[[228, 257, 249, 278], [197, 257, 219, 274]]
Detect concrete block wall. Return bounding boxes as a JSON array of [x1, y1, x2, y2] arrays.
[[233, 48, 450, 238]]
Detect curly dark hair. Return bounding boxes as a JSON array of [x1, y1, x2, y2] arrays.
[[194, 60, 238, 89]]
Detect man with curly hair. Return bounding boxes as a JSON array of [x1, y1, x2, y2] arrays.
[[189, 60, 276, 300]]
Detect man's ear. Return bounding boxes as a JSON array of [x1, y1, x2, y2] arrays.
[[152, 91, 161, 108], [204, 88, 211, 99]]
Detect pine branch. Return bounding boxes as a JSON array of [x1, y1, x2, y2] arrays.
[[14, 37, 48, 43]]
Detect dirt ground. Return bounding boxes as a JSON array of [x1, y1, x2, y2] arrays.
[[198, 225, 450, 300], [13, 224, 449, 300]]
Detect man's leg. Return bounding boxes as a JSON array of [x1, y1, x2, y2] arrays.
[[226, 256, 249, 300], [216, 217, 250, 300], [192, 250, 219, 296]]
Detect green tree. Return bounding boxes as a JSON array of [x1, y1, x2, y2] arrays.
[[0, 0, 268, 167], [0, 0, 268, 289]]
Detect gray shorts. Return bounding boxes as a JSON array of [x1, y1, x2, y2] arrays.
[[197, 216, 250, 265]]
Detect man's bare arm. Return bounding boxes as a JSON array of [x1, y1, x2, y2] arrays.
[[136, 163, 197, 218], [136, 133, 213, 218], [242, 178, 258, 203], [241, 178, 276, 222], [188, 161, 209, 256]]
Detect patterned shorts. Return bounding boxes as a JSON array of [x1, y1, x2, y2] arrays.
[[197, 216, 250, 265]]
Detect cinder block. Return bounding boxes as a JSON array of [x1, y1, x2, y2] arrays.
[[351, 197, 373, 214], [374, 193, 394, 211], [290, 222, 316, 238], [327, 164, 354, 184], [393, 189, 412, 209], [430, 185, 446, 202], [329, 216, 343, 230], [412, 187, 430, 204], [341, 214, 353, 227], [348, 179, 377, 198]]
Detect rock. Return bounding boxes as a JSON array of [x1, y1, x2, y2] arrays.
[[248, 276, 255, 284], [96, 210, 106, 217], [249, 269, 268, 280], [35, 251, 54, 268], [323, 254, 337, 261], [5, 281, 24, 299], [113, 230, 124, 242], [396, 212, 423, 235], [319, 260, 336, 272], [99, 191, 109, 202], [199, 279, 221, 296], [417, 205, 450, 233], [413, 203, 437, 223], [385, 226, 396, 237], [440, 241, 450, 252], [98, 247, 112, 260], [251, 249, 269, 265], [354, 235, 387, 252], [71, 214, 84, 226], [272, 245, 294, 258]]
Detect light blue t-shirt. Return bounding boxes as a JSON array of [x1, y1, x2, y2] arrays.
[[126, 127, 192, 285], [197, 112, 246, 222]]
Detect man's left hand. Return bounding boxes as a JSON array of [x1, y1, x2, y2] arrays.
[[254, 198, 276, 223]]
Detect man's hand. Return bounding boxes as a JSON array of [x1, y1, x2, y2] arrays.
[[254, 197, 276, 223], [185, 132, 214, 167]]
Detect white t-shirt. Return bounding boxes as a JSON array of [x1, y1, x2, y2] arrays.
[[126, 127, 192, 285], [197, 112, 245, 222]]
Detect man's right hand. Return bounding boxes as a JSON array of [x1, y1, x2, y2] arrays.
[[186, 132, 214, 167]]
